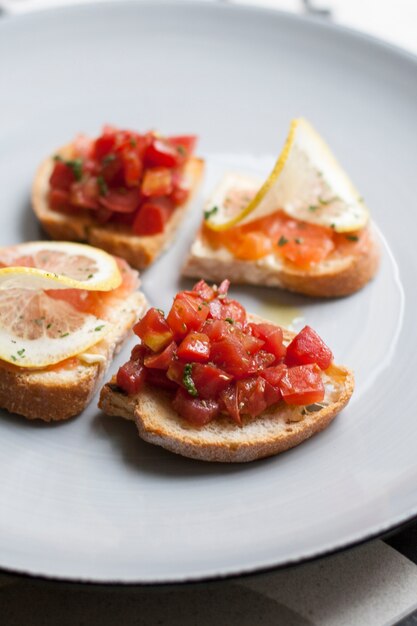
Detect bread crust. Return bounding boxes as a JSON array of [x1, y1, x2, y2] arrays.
[[182, 225, 380, 298], [99, 324, 354, 462], [0, 291, 147, 422], [32, 145, 204, 270]]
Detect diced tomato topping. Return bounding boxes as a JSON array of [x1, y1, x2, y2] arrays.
[[172, 389, 219, 426], [116, 360, 146, 395], [144, 138, 181, 169], [167, 293, 209, 340], [117, 282, 334, 428], [237, 377, 269, 418], [191, 363, 233, 399], [48, 188, 70, 212], [49, 160, 76, 190], [285, 325, 333, 370], [249, 323, 286, 361], [177, 332, 210, 363], [192, 280, 216, 302], [132, 200, 171, 236], [99, 187, 140, 213], [134, 308, 173, 352], [279, 364, 325, 405], [144, 341, 177, 370], [48, 125, 197, 237], [219, 385, 240, 425], [210, 336, 252, 379]]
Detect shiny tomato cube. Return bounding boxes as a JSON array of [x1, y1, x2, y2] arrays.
[[146, 368, 177, 391], [141, 167, 173, 197], [132, 201, 171, 236], [210, 336, 252, 378], [285, 326, 333, 370], [237, 377, 268, 418], [144, 138, 180, 169], [260, 364, 287, 387], [192, 280, 216, 302], [122, 149, 143, 187], [134, 308, 173, 352], [172, 389, 219, 426], [250, 323, 286, 361], [48, 188, 70, 212], [192, 363, 233, 400], [116, 360, 146, 395], [94, 132, 116, 160], [167, 293, 209, 340], [219, 385, 240, 425], [219, 298, 247, 326], [279, 364, 325, 405], [49, 161, 76, 190], [177, 332, 211, 363], [167, 135, 197, 160], [99, 187, 140, 213], [144, 341, 177, 370]]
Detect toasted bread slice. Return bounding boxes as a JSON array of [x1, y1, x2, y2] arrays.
[[32, 145, 204, 270], [183, 224, 379, 298], [0, 290, 147, 422], [99, 325, 354, 463]]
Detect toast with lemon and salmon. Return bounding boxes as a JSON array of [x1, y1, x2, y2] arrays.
[[0, 242, 147, 421], [99, 280, 354, 462], [32, 126, 204, 270], [183, 119, 379, 298]]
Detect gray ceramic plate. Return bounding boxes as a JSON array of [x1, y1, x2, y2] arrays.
[[0, 1, 416, 583]]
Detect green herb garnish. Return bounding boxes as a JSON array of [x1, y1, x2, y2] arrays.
[[204, 206, 218, 220], [61, 332, 70, 338], [225, 317, 234, 324], [345, 234, 359, 242], [294, 238, 303, 244], [17, 349, 25, 357], [176, 145, 187, 156], [87, 274, 93, 279], [278, 235, 288, 247], [94, 325, 105, 332], [183, 363, 198, 397], [308, 205, 318, 212], [102, 153, 116, 165]]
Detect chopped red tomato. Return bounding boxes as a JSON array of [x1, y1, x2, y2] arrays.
[[285, 325, 333, 370], [132, 200, 171, 236], [144, 138, 181, 169], [144, 341, 176, 370], [167, 293, 209, 340], [177, 332, 210, 363], [48, 125, 197, 237], [250, 323, 286, 361], [116, 360, 146, 395], [134, 308, 173, 352], [117, 281, 334, 427], [172, 389, 219, 426], [49, 160, 76, 190], [279, 364, 325, 405], [99, 188, 140, 213], [191, 363, 233, 399]]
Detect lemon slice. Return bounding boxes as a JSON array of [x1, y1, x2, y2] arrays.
[[0, 241, 121, 291], [204, 118, 369, 233], [0, 288, 109, 368]]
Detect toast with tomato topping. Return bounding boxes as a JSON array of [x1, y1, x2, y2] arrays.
[[32, 127, 204, 270], [99, 280, 354, 462], [0, 244, 147, 421], [182, 175, 379, 298]]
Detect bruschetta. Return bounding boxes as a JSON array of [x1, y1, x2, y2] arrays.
[[32, 126, 204, 269], [99, 279, 354, 462]]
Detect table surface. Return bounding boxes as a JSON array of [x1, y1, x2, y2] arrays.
[[1, 1, 417, 625]]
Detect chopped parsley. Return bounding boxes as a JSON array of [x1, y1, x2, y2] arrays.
[[204, 206, 218, 220], [345, 234, 359, 242], [94, 325, 105, 332], [176, 145, 187, 156], [278, 235, 288, 247], [97, 175, 108, 197], [294, 238, 303, 244], [129, 137, 137, 147], [60, 332, 70, 338], [10, 355, 17, 362], [87, 274, 93, 279], [46, 323, 52, 329], [308, 205, 318, 212], [225, 317, 234, 324], [183, 363, 198, 397], [17, 348, 25, 357]]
